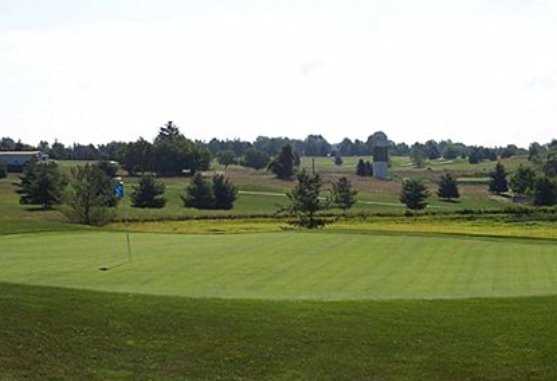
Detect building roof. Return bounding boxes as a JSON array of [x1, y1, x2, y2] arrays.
[[0, 151, 40, 156]]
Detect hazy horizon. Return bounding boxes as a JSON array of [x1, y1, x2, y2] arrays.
[[2, 0, 556, 147]]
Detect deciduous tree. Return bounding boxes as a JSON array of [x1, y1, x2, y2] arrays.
[[284, 170, 329, 228]]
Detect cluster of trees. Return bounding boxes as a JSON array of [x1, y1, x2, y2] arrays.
[[399, 174, 460, 210], [122, 122, 211, 176], [215, 148, 272, 171], [488, 161, 557, 206], [282, 171, 358, 228], [356, 159, 373, 177], [14, 157, 240, 225], [14, 161, 120, 224], [408, 141, 519, 167], [399, 157, 557, 210], [182, 173, 238, 210]]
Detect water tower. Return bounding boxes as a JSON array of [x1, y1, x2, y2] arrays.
[[372, 133, 389, 180]]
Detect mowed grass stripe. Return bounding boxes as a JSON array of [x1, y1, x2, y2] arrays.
[[2, 231, 557, 300]]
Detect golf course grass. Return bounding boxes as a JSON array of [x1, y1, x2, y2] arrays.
[[3, 230, 557, 300], [2, 282, 557, 380], [2, 165, 557, 380]]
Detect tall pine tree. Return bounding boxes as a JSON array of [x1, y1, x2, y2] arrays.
[[17, 160, 67, 209], [400, 178, 429, 210]]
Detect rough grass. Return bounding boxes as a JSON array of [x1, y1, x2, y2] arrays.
[[3, 230, 557, 300], [110, 214, 557, 240], [2, 282, 557, 380]]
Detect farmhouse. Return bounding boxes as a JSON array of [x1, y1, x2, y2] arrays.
[[0, 151, 48, 171]]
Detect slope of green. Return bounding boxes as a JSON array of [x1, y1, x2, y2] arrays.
[[2, 282, 557, 380], [3, 231, 557, 300]]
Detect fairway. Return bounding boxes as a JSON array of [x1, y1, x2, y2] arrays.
[[3, 231, 557, 300]]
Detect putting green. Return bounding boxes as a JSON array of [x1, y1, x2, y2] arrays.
[[2, 231, 557, 300]]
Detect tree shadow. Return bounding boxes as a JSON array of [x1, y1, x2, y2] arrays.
[[438, 199, 461, 204]]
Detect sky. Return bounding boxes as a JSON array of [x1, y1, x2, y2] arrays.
[[1, 0, 556, 147]]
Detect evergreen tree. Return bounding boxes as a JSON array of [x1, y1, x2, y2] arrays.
[[131, 174, 166, 208], [356, 159, 367, 176], [0, 161, 6, 179], [365, 161, 374, 176], [533, 176, 557, 206], [437, 173, 460, 201], [331, 177, 358, 213], [17, 160, 67, 209], [488, 162, 509, 194], [284, 170, 329, 228], [510, 165, 536, 195], [64, 164, 114, 225], [268, 145, 296, 180], [181, 173, 215, 209], [212, 174, 238, 210], [400, 178, 429, 210]]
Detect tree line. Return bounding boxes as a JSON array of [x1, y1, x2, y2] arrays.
[[3, 128, 543, 170]]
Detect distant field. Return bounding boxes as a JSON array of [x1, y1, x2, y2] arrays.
[[0, 164, 506, 227], [299, 154, 530, 175]]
